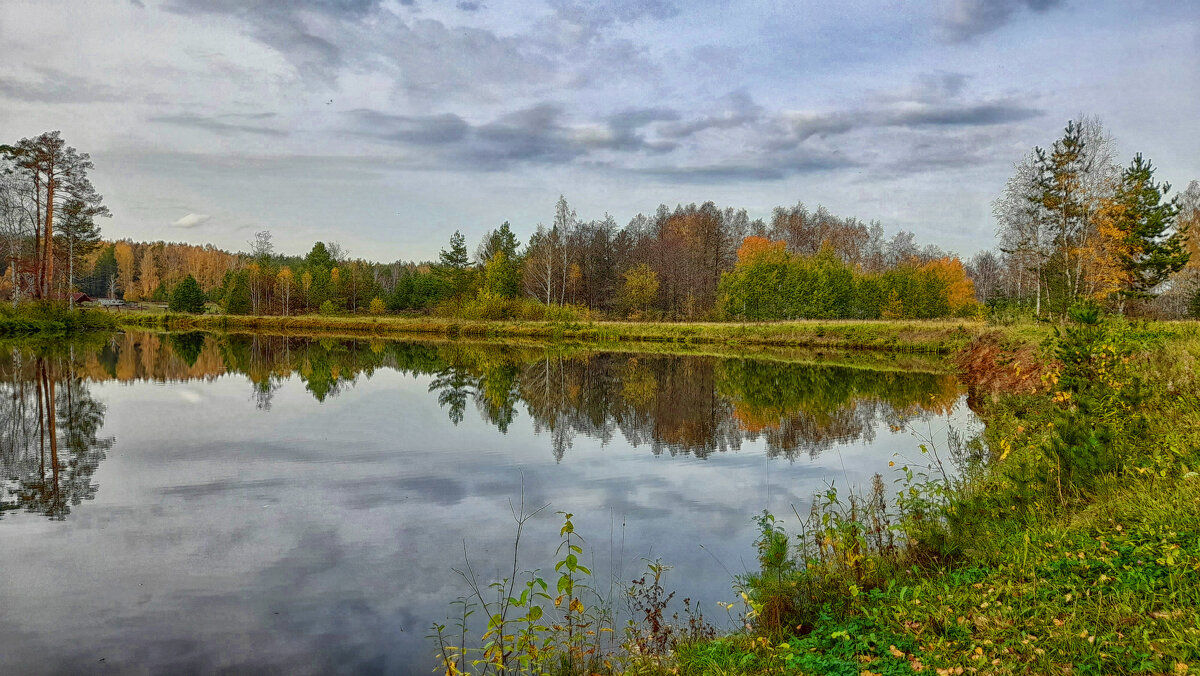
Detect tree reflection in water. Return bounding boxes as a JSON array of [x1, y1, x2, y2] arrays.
[[0, 347, 114, 519], [0, 331, 965, 518]]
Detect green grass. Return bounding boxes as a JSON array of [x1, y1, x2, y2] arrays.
[[652, 320, 1200, 676], [119, 310, 1007, 353], [0, 301, 119, 336]]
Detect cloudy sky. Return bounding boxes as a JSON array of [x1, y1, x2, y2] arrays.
[[1, 0, 1196, 261]]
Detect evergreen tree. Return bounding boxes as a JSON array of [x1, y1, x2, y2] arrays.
[[89, 245, 119, 298], [169, 274, 206, 313], [438, 230, 472, 297], [1109, 154, 1189, 300], [223, 270, 252, 314], [305, 241, 334, 270], [57, 198, 105, 300]]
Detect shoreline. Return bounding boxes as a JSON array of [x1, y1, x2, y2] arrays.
[[115, 310, 1013, 354]]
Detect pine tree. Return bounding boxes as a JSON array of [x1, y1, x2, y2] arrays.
[[1109, 154, 1189, 300], [438, 230, 472, 297]]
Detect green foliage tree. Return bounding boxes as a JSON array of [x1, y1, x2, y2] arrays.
[[438, 230, 473, 297], [168, 274, 206, 313], [305, 241, 334, 271], [167, 332, 206, 366], [1108, 154, 1189, 300], [223, 270, 252, 314], [481, 250, 520, 299], [477, 221, 520, 265], [88, 245, 119, 298]]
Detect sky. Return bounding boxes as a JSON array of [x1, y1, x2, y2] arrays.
[[0, 0, 1196, 262]]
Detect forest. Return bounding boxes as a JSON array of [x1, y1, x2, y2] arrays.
[[2, 119, 1198, 322]]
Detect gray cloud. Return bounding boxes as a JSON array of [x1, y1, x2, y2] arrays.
[[346, 103, 679, 169], [347, 109, 469, 145], [163, 0, 386, 78], [636, 151, 860, 184], [658, 90, 764, 139], [150, 113, 288, 137], [790, 101, 1042, 142], [939, 0, 1066, 42], [0, 69, 122, 104], [548, 0, 680, 36], [456, 0, 482, 10]]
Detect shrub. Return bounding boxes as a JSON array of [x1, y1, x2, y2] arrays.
[[318, 300, 336, 316], [368, 297, 386, 315]]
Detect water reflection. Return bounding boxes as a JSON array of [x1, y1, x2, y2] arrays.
[[0, 330, 976, 673], [65, 331, 961, 461], [0, 349, 114, 519]]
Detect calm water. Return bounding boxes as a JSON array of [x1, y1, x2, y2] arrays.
[[0, 331, 978, 674]]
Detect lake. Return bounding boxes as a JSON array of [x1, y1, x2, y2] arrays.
[[0, 330, 979, 674]]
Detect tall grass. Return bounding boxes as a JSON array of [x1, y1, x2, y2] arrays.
[[0, 301, 119, 336]]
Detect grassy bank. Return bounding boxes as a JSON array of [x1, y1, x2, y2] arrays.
[[418, 315, 1200, 675], [661, 315, 1200, 675], [120, 310, 1005, 353], [0, 302, 119, 336]]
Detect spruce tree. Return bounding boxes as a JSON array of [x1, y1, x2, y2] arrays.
[[168, 274, 206, 313]]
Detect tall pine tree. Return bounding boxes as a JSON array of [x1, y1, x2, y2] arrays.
[[1109, 154, 1189, 300]]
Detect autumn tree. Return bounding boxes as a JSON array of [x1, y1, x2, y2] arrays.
[[277, 267, 294, 316], [113, 241, 135, 299], [621, 263, 658, 315], [138, 246, 161, 300]]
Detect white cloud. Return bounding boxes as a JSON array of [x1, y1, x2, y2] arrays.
[[172, 213, 212, 228]]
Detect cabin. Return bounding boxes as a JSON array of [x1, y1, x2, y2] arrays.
[[71, 292, 94, 305]]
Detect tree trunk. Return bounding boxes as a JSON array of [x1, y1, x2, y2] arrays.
[[42, 171, 55, 300]]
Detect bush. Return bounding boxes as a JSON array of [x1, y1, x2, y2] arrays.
[[319, 300, 336, 316], [456, 293, 589, 322], [368, 297, 386, 315], [0, 301, 118, 335], [168, 275, 206, 314]]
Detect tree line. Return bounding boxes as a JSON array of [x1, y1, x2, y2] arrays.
[[5, 124, 1196, 320], [109, 197, 980, 320]]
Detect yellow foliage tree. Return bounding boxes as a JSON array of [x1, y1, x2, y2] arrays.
[[113, 241, 135, 299], [735, 236, 789, 267], [277, 267, 294, 316], [139, 247, 160, 300], [921, 257, 980, 317]]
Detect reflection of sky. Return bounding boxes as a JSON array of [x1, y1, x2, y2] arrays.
[[0, 367, 978, 674]]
